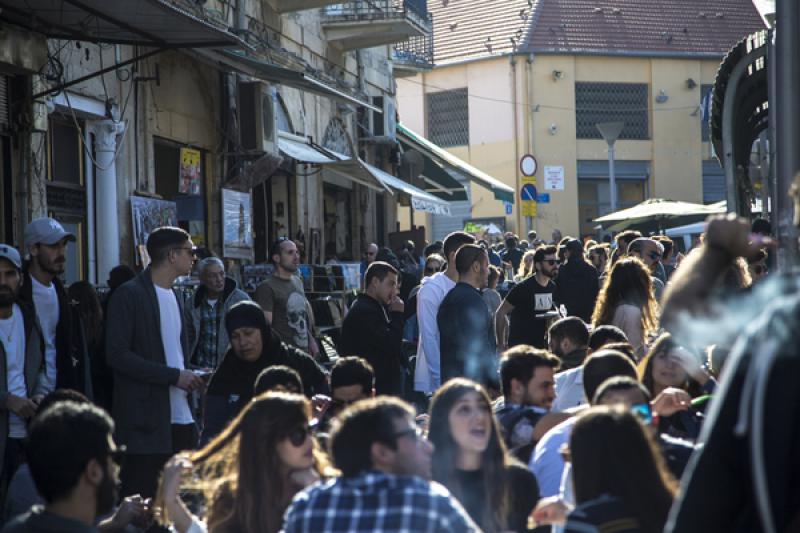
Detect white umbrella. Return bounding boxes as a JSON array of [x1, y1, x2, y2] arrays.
[[594, 198, 724, 232]]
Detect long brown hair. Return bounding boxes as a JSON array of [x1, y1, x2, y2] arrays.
[[183, 392, 329, 533], [570, 406, 677, 533], [428, 379, 512, 533], [638, 333, 705, 398], [592, 257, 658, 338]]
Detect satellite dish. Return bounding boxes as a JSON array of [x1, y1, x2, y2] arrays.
[[400, 150, 425, 183]]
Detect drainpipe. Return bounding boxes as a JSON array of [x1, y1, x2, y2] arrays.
[[510, 54, 523, 233]]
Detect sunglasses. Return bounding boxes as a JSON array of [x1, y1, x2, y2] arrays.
[[287, 425, 311, 447], [753, 265, 768, 275], [394, 426, 425, 442], [424, 266, 438, 274], [542, 259, 560, 266], [648, 251, 662, 261], [107, 445, 126, 465]]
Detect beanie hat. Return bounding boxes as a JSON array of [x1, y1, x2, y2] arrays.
[[225, 301, 270, 338]]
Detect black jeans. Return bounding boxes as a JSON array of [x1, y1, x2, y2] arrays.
[[1, 438, 25, 507], [119, 423, 198, 499]]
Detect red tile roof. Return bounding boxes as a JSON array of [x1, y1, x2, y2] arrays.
[[526, 0, 766, 56], [429, 0, 538, 65], [429, 0, 766, 64]]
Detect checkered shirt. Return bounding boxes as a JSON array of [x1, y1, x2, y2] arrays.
[[282, 471, 481, 533], [194, 299, 222, 369]]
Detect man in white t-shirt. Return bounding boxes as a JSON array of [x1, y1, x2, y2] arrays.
[[0, 244, 48, 504], [106, 227, 204, 499], [20, 218, 89, 396]]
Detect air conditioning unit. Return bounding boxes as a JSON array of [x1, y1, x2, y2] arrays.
[[238, 81, 279, 155], [367, 95, 397, 143]]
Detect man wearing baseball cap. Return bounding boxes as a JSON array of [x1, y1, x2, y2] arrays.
[[19, 218, 87, 395], [0, 244, 48, 505]]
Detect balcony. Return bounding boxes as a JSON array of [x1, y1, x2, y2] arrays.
[[268, 0, 345, 14], [322, 0, 432, 51], [392, 22, 434, 76]]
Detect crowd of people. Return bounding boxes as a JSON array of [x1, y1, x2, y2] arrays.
[[0, 210, 793, 533]]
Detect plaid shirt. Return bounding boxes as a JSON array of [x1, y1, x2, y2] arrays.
[[194, 299, 222, 369], [283, 471, 481, 533]]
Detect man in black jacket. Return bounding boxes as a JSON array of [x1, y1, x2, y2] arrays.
[[554, 239, 599, 323], [105, 227, 204, 499], [20, 218, 87, 396], [438, 244, 495, 386], [339, 261, 405, 396]]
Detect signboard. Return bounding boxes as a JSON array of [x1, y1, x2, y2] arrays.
[[504, 201, 513, 215], [520, 176, 538, 217], [179, 147, 202, 195], [544, 165, 565, 190], [221, 188, 254, 260], [520, 154, 538, 176], [130, 197, 178, 266], [537, 193, 551, 204]]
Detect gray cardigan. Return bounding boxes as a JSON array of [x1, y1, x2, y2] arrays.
[[105, 268, 190, 455], [0, 302, 48, 482]]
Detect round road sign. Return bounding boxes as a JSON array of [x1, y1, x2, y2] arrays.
[[520, 154, 538, 177]]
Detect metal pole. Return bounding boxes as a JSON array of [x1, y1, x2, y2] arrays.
[[608, 141, 617, 212], [775, 3, 800, 270]]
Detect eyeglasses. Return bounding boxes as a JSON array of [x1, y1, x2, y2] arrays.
[[287, 425, 311, 447], [172, 246, 195, 256], [394, 426, 425, 442], [107, 445, 126, 465]]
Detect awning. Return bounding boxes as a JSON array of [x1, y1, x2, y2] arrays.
[[278, 134, 337, 164], [0, 0, 246, 48], [364, 163, 452, 216], [205, 49, 380, 112], [397, 123, 515, 204]]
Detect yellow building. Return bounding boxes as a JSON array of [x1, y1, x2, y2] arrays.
[[397, 0, 765, 240]]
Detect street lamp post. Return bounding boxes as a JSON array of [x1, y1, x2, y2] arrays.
[[596, 121, 625, 212]]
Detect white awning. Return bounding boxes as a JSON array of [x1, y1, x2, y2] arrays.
[[363, 163, 451, 216], [277, 135, 337, 164]]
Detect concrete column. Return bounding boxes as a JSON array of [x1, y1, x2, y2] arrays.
[[93, 119, 125, 284]]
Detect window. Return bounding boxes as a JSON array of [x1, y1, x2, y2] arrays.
[[575, 83, 649, 140], [701, 84, 713, 143], [427, 88, 469, 147]]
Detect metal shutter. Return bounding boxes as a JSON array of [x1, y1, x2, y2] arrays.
[[0, 76, 8, 127]]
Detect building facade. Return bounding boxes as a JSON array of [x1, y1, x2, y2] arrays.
[[397, 0, 765, 240], [0, 0, 436, 284]]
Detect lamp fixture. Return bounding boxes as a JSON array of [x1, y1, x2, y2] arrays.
[[686, 78, 697, 89], [655, 90, 669, 104], [552, 70, 564, 81]]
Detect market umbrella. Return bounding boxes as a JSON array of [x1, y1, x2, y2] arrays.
[[594, 198, 725, 232]]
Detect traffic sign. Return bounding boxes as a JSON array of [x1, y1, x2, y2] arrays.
[[522, 202, 537, 216], [521, 183, 538, 202], [520, 154, 538, 177], [537, 193, 550, 204]]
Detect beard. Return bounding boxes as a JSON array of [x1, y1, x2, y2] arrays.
[[37, 255, 65, 275], [0, 286, 18, 307], [96, 467, 120, 517]]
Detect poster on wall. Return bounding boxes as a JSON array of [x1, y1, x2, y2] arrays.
[[130, 197, 178, 266], [179, 147, 202, 195], [222, 188, 254, 260]]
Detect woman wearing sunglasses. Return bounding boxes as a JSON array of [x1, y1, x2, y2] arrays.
[[158, 391, 332, 533], [532, 406, 677, 533], [638, 333, 716, 440], [428, 379, 539, 533], [592, 257, 659, 358]]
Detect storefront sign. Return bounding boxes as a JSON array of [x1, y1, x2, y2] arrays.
[[411, 196, 451, 216], [221, 188, 254, 260], [544, 166, 565, 190], [130, 197, 178, 266], [179, 147, 202, 195]]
